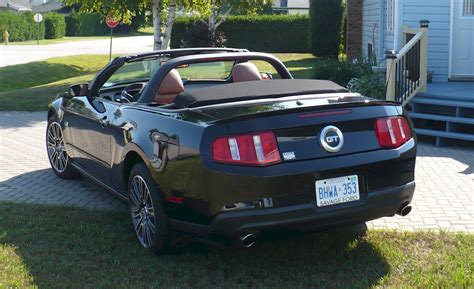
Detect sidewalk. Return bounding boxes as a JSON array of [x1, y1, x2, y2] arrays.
[[0, 36, 154, 67]]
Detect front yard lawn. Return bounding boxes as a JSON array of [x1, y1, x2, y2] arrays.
[[0, 202, 472, 288], [0, 53, 316, 111]]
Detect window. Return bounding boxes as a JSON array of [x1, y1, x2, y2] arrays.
[[463, 0, 474, 16], [176, 61, 234, 81], [385, 0, 395, 33]]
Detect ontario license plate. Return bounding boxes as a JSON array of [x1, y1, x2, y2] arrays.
[[315, 175, 360, 207]]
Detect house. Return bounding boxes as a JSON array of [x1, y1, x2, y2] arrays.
[[272, 0, 310, 14], [0, 0, 31, 11], [0, 0, 62, 12], [347, 0, 474, 146]]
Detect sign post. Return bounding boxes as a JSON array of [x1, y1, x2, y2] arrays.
[[33, 13, 43, 45], [105, 15, 120, 62]]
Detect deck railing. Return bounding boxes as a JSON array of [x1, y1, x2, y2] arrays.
[[385, 20, 429, 106]]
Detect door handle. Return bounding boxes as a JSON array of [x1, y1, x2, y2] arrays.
[[98, 116, 109, 127]]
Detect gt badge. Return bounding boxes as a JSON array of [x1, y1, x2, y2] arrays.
[[319, 125, 344, 153]]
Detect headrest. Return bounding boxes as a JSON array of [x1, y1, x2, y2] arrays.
[[158, 69, 184, 95], [232, 62, 262, 82]]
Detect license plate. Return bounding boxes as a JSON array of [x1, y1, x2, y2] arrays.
[[315, 175, 360, 207]]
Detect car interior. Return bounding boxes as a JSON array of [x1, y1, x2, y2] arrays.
[[97, 60, 274, 106]]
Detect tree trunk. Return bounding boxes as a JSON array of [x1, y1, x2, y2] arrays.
[[162, 0, 177, 49], [152, 0, 162, 50]]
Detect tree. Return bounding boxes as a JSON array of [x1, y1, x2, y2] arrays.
[[190, 0, 272, 46], [62, 0, 272, 50], [308, 0, 344, 58], [62, 0, 180, 50]]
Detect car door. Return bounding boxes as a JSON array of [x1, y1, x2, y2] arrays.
[[62, 96, 119, 187]]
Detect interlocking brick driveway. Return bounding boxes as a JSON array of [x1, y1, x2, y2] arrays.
[[0, 111, 473, 231]]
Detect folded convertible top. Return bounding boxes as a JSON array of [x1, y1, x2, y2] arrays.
[[173, 79, 348, 108]]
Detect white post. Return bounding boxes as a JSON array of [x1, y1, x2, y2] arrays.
[[385, 50, 398, 101], [419, 20, 430, 92]]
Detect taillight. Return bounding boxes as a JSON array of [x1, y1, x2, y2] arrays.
[[213, 131, 281, 166], [375, 116, 412, 148]]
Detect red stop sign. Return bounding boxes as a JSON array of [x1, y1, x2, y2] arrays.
[[106, 15, 119, 28]]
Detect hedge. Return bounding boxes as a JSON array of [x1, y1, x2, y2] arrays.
[[309, 0, 344, 58], [65, 11, 137, 36], [0, 11, 45, 42], [171, 15, 310, 53], [65, 11, 109, 36], [44, 12, 66, 39]]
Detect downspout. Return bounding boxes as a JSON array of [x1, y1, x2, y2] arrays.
[[379, 0, 385, 62], [393, 0, 401, 51]]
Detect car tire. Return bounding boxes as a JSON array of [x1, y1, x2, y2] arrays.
[[128, 162, 170, 254], [46, 116, 77, 179]]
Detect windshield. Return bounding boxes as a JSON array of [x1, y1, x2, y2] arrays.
[[103, 56, 170, 87]]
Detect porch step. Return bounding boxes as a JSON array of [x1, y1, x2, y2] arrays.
[[409, 112, 474, 125], [409, 94, 474, 146], [414, 129, 474, 142], [411, 96, 474, 109]]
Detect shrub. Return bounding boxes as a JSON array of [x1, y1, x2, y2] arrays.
[[312, 59, 355, 86], [44, 12, 66, 39], [65, 11, 108, 36], [347, 73, 386, 99], [171, 15, 310, 52], [309, 0, 344, 58], [181, 20, 226, 48], [0, 11, 45, 42]]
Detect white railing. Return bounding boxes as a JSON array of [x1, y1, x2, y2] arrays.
[[385, 20, 429, 106]]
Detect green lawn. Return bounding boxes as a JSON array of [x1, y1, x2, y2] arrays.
[[0, 202, 472, 288], [0, 53, 316, 111], [0, 55, 112, 111]]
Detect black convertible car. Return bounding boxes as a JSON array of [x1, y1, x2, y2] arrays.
[[46, 48, 416, 252]]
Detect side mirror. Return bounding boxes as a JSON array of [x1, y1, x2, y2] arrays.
[[260, 72, 273, 80], [68, 83, 89, 97]]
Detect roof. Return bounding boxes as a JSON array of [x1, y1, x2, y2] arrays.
[[32, 0, 62, 13], [173, 79, 348, 108], [1, 0, 31, 11]]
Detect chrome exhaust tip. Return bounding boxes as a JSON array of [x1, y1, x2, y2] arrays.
[[239, 233, 256, 248], [397, 204, 412, 217]]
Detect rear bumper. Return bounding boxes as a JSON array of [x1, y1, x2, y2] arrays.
[[209, 181, 415, 237]]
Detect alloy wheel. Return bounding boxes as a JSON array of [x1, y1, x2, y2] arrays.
[[130, 175, 156, 248], [47, 122, 68, 173]]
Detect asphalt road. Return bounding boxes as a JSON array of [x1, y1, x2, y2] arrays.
[[0, 35, 154, 67]]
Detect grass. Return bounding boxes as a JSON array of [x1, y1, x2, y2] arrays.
[[0, 55, 113, 111], [0, 53, 316, 111], [0, 202, 472, 288]]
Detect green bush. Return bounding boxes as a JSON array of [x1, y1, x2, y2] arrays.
[[347, 73, 386, 99], [44, 12, 66, 39], [309, 0, 344, 58], [65, 11, 108, 36], [312, 59, 355, 86], [171, 15, 310, 53], [0, 11, 45, 42], [312, 57, 377, 87]]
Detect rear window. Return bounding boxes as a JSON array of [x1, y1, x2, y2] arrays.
[[176, 61, 234, 81]]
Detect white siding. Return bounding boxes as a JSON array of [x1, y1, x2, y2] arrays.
[[362, 0, 381, 61], [402, 0, 450, 82]]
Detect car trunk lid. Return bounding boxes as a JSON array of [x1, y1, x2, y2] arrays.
[[195, 94, 403, 162]]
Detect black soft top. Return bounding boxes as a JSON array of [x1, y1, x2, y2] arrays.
[[173, 79, 348, 108]]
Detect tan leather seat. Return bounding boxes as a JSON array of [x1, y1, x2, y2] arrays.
[[154, 69, 185, 104], [232, 62, 262, 82]]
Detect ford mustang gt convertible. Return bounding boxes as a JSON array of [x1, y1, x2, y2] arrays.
[[46, 48, 416, 253]]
